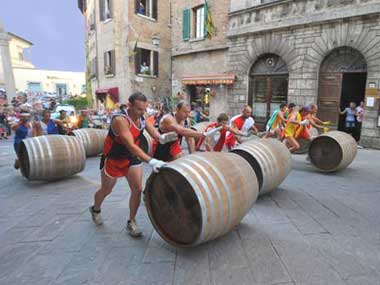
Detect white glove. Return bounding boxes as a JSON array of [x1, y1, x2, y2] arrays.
[[148, 158, 166, 173], [158, 132, 178, 144], [300, 119, 309, 126], [203, 126, 223, 137]]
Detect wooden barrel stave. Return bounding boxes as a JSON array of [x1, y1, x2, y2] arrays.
[[231, 138, 292, 195], [139, 130, 154, 155], [145, 152, 258, 247], [308, 131, 357, 172], [19, 135, 86, 181], [72, 128, 107, 157]]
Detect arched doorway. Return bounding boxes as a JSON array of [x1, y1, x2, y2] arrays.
[[248, 54, 288, 128], [318, 47, 367, 130]]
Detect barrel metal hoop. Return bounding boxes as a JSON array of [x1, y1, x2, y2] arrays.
[[191, 154, 233, 231], [41, 135, 54, 178], [167, 164, 207, 245], [34, 137, 46, 178], [185, 159, 224, 240], [177, 160, 217, 242]]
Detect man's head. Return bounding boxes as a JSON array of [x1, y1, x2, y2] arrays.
[[242, 105, 252, 118], [216, 113, 229, 127], [42, 110, 51, 121], [288, 103, 296, 112], [20, 113, 30, 122], [128, 92, 148, 117], [176, 101, 191, 121], [300, 105, 311, 115], [280, 103, 287, 112], [59, 110, 67, 118], [120, 104, 127, 112], [309, 103, 318, 114]]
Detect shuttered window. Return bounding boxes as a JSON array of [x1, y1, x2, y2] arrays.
[[99, 0, 112, 21], [153, 51, 159, 76], [182, 9, 190, 41], [104, 50, 115, 75], [135, 48, 159, 77]]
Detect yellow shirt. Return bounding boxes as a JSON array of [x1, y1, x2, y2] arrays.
[[284, 112, 301, 138]]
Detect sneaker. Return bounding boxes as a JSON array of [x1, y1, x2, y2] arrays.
[[357, 145, 363, 149], [127, 220, 143, 237], [89, 206, 103, 226]]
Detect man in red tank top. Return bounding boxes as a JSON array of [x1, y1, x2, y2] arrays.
[[152, 101, 206, 162], [225, 106, 258, 150], [196, 113, 248, 152], [89, 92, 173, 237]]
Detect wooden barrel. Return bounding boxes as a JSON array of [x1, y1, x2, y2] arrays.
[[139, 130, 154, 155], [294, 127, 319, 154], [308, 131, 357, 172], [72, 128, 107, 157], [19, 135, 86, 181], [231, 138, 292, 195], [145, 152, 259, 247]]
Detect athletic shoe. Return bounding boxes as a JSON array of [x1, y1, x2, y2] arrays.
[[357, 145, 363, 149], [127, 220, 143, 237], [89, 206, 103, 226]]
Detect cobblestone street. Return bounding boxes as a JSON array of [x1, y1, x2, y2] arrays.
[[0, 139, 380, 285]]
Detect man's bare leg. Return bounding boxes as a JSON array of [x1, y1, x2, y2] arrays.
[[94, 169, 117, 211], [125, 165, 144, 237]]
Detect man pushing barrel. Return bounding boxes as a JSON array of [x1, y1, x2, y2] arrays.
[[89, 92, 177, 237], [152, 101, 218, 161]]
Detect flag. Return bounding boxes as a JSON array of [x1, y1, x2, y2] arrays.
[[205, 0, 215, 39], [129, 37, 139, 57]]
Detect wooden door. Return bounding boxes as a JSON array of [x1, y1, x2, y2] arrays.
[[318, 73, 342, 128]]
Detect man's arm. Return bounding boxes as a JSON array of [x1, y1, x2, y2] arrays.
[[162, 116, 203, 138], [144, 115, 161, 140], [113, 117, 152, 162]]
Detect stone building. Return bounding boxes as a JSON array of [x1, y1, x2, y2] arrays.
[[0, 20, 16, 104], [227, 0, 380, 148], [171, 0, 232, 120], [78, 0, 171, 109], [7, 33, 85, 99]]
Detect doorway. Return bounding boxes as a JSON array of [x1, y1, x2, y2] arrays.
[[248, 54, 288, 129], [318, 47, 367, 130], [338, 72, 366, 130]]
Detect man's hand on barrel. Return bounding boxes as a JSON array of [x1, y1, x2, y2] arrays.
[[202, 126, 223, 138], [149, 158, 166, 173], [300, 119, 309, 126], [158, 132, 178, 144]]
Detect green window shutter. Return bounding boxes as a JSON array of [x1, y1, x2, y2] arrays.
[[182, 9, 190, 41]]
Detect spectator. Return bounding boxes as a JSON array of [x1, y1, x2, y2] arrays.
[[355, 101, 364, 143], [137, 1, 145, 15], [36, 110, 62, 135], [340, 102, 357, 138], [57, 110, 69, 135], [140, 62, 150, 74], [11, 113, 33, 169], [0, 109, 9, 140], [78, 110, 93, 129]]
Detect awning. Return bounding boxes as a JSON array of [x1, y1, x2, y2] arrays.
[[182, 74, 235, 85], [96, 87, 119, 103]]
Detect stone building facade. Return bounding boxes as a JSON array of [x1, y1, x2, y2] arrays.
[[227, 0, 380, 148], [78, 0, 171, 109], [0, 20, 16, 104], [171, 0, 232, 120]]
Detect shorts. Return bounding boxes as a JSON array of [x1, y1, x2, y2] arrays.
[[297, 129, 310, 140], [346, 121, 355, 128], [152, 139, 182, 162], [100, 155, 142, 178], [225, 135, 237, 150]]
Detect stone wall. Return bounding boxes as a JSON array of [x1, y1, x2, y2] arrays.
[[86, 0, 171, 104], [227, 0, 380, 148]]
